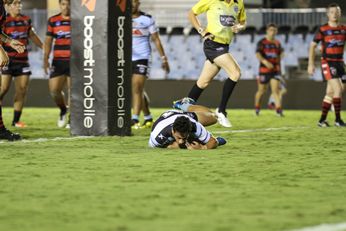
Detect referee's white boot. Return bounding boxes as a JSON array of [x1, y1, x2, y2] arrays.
[[215, 108, 232, 128]]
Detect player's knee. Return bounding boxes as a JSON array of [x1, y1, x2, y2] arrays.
[[50, 90, 60, 99], [230, 68, 241, 81], [17, 86, 28, 95], [197, 79, 210, 89]]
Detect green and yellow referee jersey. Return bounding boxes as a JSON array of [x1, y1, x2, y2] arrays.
[[192, 0, 247, 45]]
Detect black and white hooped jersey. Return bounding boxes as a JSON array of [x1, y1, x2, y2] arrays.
[[132, 11, 158, 61], [149, 110, 212, 148]]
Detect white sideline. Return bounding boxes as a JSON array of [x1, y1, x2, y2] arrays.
[[213, 126, 308, 134], [288, 222, 346, 231], [0, 126, 309, 144]]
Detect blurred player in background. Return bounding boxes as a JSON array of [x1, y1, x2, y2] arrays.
[[43, 0, 70, 128], [0, 0, 43, 128], [267, 77, 287, 110], [0, 0, 25, 141], [254, 23, 285, 116], [174, 0, 246, 128], [149, 104, 226, 149], [308, 3, 345, 127], [132, 0, 170, 129]]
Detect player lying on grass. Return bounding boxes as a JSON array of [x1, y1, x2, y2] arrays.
[[149, 101, 226, 150]]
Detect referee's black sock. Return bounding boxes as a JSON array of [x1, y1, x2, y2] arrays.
[[188, 83, 204, 102], [218, 79, 237, 113]]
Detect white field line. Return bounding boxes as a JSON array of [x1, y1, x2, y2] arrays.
[[288, 222, 346, 231], [0, 126, 309, 144], [0, 136, 95, 144], [213, 126, 309, 134]]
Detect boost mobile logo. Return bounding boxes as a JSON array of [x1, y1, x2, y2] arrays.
[[116, 0, 127, 13], [81, 0, 96, 12]]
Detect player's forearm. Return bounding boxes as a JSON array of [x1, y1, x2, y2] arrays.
[[205, 137, 218, 149], [167, 142, 180, 149], [256, 53, 267, 64], [0, 33, 12, 43], [43, 39, 52, 60], [308, 42, 317, 66], [30, 30, 43, 49], [188, 10, 204, 35]]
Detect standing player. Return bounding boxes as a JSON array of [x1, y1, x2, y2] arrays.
[[174, 0, 247, 128], [0, 0, 43, 128], [149, 104, 226, 149], [0, 0, 25, 141], [43, 0, 71, 128], [254, 23, 284, 116], [132, 0, 170, 129], [308, 3, 345, 127]]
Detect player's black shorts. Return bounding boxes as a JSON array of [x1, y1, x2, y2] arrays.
[[257, 74, 281, 84], [203, 39, 229, 63], [1, 62, 31, 76], [321, 60, 345, 83], [50, 60, 70, 78], [132, 59, 149, 76]]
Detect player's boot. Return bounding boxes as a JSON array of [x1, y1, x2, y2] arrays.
[[131, 119, 140, 129], [0, 128, 21, 141], [12, 121, 27, 128], [141, 119, 153, 129], [215, 108, 232, 128], [172, 97, 195, 110], [255, 108, 260, 116], [318, 120, 330, 127], [335, 119, 346, 127], [216, 137, 227, 146], [57, 111, 68, 128]]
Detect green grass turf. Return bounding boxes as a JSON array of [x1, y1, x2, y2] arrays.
[[0, 108, 346, 231]]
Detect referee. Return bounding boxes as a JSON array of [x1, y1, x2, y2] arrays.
[[174, 0, 247, 128]]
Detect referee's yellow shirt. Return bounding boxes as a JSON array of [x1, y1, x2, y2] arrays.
[[192, 0, 247, 45]]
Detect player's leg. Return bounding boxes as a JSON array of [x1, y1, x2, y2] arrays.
[[12, 74, 30, 127], [0, 74, 13, 103], [270, 78, 283, 116], [49, 75, 68, 127], [254, 77, 268, 115], [187, 60, 220, 102], [132, 73, 145, 127], [141, 91, 153, 128], [188, 105, 217, 126], [329, 78, 344, 126], [65, 75, 71, 128], [318, 81, 333, 127], [213, 53, 241, 127]]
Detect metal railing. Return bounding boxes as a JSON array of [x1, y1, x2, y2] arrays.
[[140, 7, 327, 29]]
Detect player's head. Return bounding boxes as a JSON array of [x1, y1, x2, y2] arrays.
[[59, 0, 70, 16], [132, 0, 140, 14], [327, 3, 341, 23], [172, 116, 192, 145], [266, 23, 278, 39], [5, 0, 22, 15]]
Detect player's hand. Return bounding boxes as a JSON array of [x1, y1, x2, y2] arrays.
[[9, 39, 25, 54], [186, 141, 207, 150], [201, 31, 215, 41], [161, 57, 170, 73], [308, 64, 315, 75], [43, 59, 51, 75], [231, 24, 242, 33], [263, 60, 274, 69], [0, 47, 9, 67]]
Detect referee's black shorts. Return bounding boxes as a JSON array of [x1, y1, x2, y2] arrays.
[[203, 39, 229, 63]]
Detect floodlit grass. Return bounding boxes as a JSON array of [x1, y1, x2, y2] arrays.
[[0, 108, 345, 231]]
